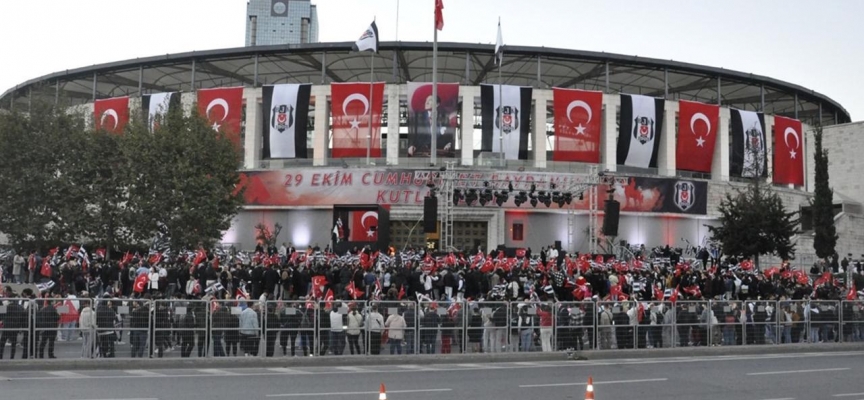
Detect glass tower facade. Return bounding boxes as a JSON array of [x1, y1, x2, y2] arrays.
[[245, 0, 319, 46]]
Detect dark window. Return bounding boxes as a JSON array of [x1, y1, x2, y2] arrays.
[[513, 223, 524, 241]]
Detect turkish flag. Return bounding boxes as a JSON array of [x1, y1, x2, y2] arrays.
[[676, 100, 719, 172], [330, 82, 385, 158], [197, 87, 244, 148], [553, 88, 602, 162], [133, 273, 149, 293], [435, 0, 444, 31], [773, 116, 804, 186], [349, 210, 379, 242], [93, 96, 130, 134]]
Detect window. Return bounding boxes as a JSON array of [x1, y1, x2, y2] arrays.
[[512, 223, 524, 241]]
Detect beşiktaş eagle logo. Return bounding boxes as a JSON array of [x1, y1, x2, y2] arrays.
[[743, 122, 765, 177], [674, 181, 696, 212], [271, 104, 294, 133], [358, 28, 375, 42], [495, 105, 519, 134], [632, 116, 655, 144]]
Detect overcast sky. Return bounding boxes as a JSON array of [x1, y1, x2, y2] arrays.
[[1, 0, 861, 120]]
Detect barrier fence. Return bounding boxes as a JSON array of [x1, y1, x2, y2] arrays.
[[1, 298, 863, 360]]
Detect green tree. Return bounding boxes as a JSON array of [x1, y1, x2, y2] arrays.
[[0, 105, 84, 248], [64, 127, 134, 254], [811, 124, 837, 259], [120, 106, 244, 249], [708, 181, 800, 268]]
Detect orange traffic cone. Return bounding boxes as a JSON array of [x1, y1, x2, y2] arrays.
[[585, 376, 594, 400], [379, 383, 387, 400]]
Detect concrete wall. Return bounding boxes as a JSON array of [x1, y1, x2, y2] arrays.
[[823, 121, 864, 205]]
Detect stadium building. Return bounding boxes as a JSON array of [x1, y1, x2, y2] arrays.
[[1, 42, 862, 264]]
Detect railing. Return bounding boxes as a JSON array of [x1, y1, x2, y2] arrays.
[[1, 298, 862, 360]]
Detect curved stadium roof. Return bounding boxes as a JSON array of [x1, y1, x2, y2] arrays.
[[0, 41, 850, 125]]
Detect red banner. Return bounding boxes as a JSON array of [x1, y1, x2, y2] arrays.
[[773, 116, 804, 186], [331, 82, 385, 158], [238, 169, 708, 215], [93, 96, 129, 134], [553, 88, 602, 163], [676, 100, 719, 172], [197, 87, 244, 148]]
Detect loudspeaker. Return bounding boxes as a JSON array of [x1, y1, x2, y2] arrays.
[[554, 240, 562, 251], [602, 200, 620, 237], [423, 196, 438, 233]]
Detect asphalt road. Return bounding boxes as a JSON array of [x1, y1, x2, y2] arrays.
[[2, 351, 864, 400]]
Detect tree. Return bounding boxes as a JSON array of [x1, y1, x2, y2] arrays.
[[120, 106, 244, 249], [0, 105, 85, 248], [811, 124, 837, 259], [64, 127, 135, 253], [708, 181, 800, 268]]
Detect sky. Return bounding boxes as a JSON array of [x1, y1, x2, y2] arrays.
[[1, 0, 862, 120]]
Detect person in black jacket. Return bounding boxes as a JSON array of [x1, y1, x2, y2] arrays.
[[211, 303, 229, 357], [281, 301, 302, 356], [36, 300, 59, 358], [129, 300, 150, 358], [0, 300, 28, 359], [264, 302, 280, 357], [96, 300, 117, 358], [223, 301, 240, 357]]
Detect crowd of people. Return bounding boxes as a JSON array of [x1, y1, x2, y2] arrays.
[[1, 243, 863, 360]]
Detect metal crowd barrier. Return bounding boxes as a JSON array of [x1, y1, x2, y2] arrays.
[[2, 298, 863, 360]]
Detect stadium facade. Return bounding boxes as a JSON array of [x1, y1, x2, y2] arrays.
[[1, 42, 862, 263]]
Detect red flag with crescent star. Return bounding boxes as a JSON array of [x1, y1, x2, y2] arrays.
[[349, 210, 379, 242], [676, 100, 719, 172], [197, 87, 244, 148], [93, 96, 130, 134], [553, 88, 602, 162], [772, 115, 804, 186], [331, 82, 385, 158]]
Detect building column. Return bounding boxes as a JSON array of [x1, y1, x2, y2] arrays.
[[763, 114, 775, 184], [533, 89, 550, 168], [460, 85, 476, 166], [312, 85, 330, 166], [243, 87, 262, 170], [386, 85, 401, 166], [602, 94, 620, 172], [712, 107, 730, 181], [658, 100, 677, 176]]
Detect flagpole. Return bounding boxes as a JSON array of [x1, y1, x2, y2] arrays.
[[498, 18, 503, 164], [367, 48, 374, 165], [431, 4, 439, 166]]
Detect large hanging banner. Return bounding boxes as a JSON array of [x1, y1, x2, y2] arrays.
[[676, 100, 719, 173], [480, 84, 532, 160], [730, 109, 767, 178], [331, 82, 385, 158], [772, 115, 804, 186], [405, 82, 460, 158], [197, 87, 244, 148], [93, 96, 130, 134], [552, 88, 602, 163], [238, 169, 707, 215]]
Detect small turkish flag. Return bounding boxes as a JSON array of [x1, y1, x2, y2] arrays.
[[133, 274, 149, 293]]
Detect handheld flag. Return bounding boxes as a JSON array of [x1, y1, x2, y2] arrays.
[[352, 21, 379, 53]]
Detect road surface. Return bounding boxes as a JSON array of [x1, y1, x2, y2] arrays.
[[2, 351, 863, 400]]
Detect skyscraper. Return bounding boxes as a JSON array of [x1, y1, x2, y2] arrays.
[[246, 0, 319, 46]]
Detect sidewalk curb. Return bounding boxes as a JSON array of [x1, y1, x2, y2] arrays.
[[2, 343, 862, 372]]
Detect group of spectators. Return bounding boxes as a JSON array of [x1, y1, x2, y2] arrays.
[[1, 243, 863, 360]]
